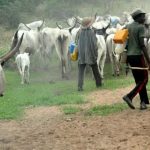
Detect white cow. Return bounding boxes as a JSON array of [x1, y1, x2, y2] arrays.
[[41, 27, 60, 56], [0, 33, 24, 96], [96, 34, 107, 78], [106, 33, 126, 76], [120, 12, 133, 25], [11, 20, 45, 55], [106, 34, 120, 76], [18, 20, 45, 31], [143, 13, 150, 58], [41, 25, 74, 79], [15, 53, 30, 84], [16, 29, 42, 54]]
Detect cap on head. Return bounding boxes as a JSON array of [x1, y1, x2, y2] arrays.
[[81, 17, 95, 28], [131, 9, 145, 19]]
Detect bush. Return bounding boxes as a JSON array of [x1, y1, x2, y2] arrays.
[[0, 2, 20, 28]]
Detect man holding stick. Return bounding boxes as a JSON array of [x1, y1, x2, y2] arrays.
[[123, 9, 150, 110]]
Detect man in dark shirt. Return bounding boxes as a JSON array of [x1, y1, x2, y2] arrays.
[[123, 9, 150, 110]]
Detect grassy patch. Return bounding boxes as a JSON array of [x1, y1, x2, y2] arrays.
[[0, 65, 136, 120], [85, 103, 128, 116], [63, 106, 81, 115], [0, 69, 86, 119]]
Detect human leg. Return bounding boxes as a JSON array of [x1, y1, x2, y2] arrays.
[[123, 55, 149, 109], [90, 63, 102, 87], [129, 56, 149, 104], [78, 64, 86, 91]]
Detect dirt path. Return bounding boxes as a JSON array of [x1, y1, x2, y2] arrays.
[[0, 86, 150, 150]]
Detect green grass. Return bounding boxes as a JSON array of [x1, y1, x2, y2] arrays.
[[0, 64, 137, 120], [85, 103, 128, 116], [63, 106, 81, 115], [0, 68, 87, 119]]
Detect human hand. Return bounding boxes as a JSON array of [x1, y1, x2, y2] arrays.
[[148, 63, 150, 70]]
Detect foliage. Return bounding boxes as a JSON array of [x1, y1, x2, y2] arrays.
[[0, 0, 15, 6], [0, 0, 43, 28], [0, 0, 150, 28]]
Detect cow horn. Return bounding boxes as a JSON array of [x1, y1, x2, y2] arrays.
[[40, 19, 45, 28], [66, 17, 76, 26], [0, 33, 24, 65], [75, 16, 83, 24], [24, 24, 31, 31], [38, 19, 45, 31], [68, 17, 77, 33], [56, 22, 63, 29], [56, 17, 77, 32], [94, 13, 97, 20], [65, 17, 77, 33], [9, 30, 19, 51]]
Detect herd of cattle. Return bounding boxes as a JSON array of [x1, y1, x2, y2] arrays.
[[1, 11, 150, 96]]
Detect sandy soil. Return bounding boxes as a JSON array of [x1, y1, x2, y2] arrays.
[[0, 86, 150, 150]]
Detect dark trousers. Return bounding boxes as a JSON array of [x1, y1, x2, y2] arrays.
[[127, 55, 149, 104], [78, 63, 102, 89]]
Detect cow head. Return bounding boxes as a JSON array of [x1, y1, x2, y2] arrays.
[[18, 20, 45, 31], [56, 17, 77, 33]]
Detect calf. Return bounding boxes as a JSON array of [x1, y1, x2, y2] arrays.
[[15, 53, 30, 84]]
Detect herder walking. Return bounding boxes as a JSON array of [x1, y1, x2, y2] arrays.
[[123, 9, 150, 110]]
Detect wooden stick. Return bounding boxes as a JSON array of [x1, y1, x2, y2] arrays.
[[126, 66, 149, 70]]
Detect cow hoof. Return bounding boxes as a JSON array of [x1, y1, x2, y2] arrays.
[[49, 80, 55, 84], [0, 93, 4, 97], [65, 76, 69, 80], [62, 75, 69, 80], [25, 81, 29, 84]]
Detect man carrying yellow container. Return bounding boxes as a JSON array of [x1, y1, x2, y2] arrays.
[[122, 9, 150, 110]]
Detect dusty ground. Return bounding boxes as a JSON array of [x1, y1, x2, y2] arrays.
[[0, 86, 150, 150]]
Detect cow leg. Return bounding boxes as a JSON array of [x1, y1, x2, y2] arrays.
[[61, 59, 69, 79], [21, 66, 25, 84], [67, 51, 72, 72], [99, 52, 106, 79], [109, 54, 115, 76], [97, 52, 101, 75], [114, 57, 120, 76], [27, 66, 30, 84], [21, 73, 24, 84], [107, 47, 116, 76], [61, 59, 65, 79], [24, 66, 29, 84]]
